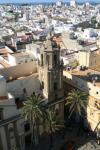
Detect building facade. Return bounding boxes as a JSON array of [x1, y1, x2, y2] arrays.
[[63, 70, 100, 132], [70, 0, 77, 8], [38, 38, 64, 117], [0, 69, 41, 150], [78, 43, 100, 68]]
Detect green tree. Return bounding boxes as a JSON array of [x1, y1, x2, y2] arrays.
[[44, 110, 64, 150], [22, 92, 44, 145], [66, 89, 88, 120]]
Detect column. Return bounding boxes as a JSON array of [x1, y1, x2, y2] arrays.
[[13, 121, 20, 149], [0, 133, 3, 150], [4, 125, 11, 150]]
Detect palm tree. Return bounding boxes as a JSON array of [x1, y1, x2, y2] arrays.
[[66, 89, 88, 120], [13, 146, 20, 150], [44, 110, 64, 150], [22, 92, 44, 145]]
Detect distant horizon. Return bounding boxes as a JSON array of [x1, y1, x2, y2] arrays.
[[0, 0, 100, 4]]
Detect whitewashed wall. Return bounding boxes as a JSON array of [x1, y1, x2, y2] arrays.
[[0, 61, 37, 81], [7, 74, 41, 100], [0, 127, 8, 150], [0, 75, 8, 97], [0, 93, 20, 119]]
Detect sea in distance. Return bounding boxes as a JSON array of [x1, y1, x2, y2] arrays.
[[0, 1, 100, 6]]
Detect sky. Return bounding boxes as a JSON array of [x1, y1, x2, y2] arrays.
[[0, 0, 99, 4]]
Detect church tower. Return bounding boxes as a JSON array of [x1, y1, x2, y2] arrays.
[[38, 38, 64, 103]]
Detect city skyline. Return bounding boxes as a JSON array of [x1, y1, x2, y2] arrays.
[[0, 0, 100, 149], [0, 0, 100, 4]]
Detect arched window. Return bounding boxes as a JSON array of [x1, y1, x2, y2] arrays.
[[54, 54, 57, 66]]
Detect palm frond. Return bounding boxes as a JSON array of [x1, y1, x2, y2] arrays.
[[65, 89, 88, 119], [44, 110, 64, 134], [22, 92, 44, 123]]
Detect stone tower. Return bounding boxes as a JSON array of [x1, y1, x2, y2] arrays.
[[38, 38, 64, 103]]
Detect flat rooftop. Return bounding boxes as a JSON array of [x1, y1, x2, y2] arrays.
[[66, 68, 100, 87], [11, 51, 32, 58], [91, 65, 100, 72], [7, 73, 38, 83], [62, 32, 97, 51], [0, 47, 13, 54]]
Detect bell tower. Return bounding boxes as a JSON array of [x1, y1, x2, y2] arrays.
[[38, 38, 64, 103]]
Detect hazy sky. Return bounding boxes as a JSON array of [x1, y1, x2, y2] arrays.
[[0, 0, 99, 3]]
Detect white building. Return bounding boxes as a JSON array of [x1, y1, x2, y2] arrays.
[[70, 0, 77, 8], [0, 62, 41, 150], [8, 51, 35, 66], [83, 28, 98, 39], [60, 52, 77, 66], [0, 75, 22, 150], [56, 1, 62, 7], [63, 69, 100, 132]]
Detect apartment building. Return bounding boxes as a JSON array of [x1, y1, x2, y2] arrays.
[[63, 67, 100, 132], [0, 61, 40, 150], [78, 42, 100, 68]]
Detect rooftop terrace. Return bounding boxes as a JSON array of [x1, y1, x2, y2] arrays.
[[0, 47, 13, 55], [65, 67, 100, 87]]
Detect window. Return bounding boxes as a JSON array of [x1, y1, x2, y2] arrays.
[[54, 54, 57, 66], [55, 104, 59, 116], [15, 97, 20, 104], [15, 98, 23, 109], [8, 123, 14, 132], [47, 55, 50, 66], [55, 94, 58, 100], [0, 109, 3, 121], [41, 81, 44, 89], [41, 54, 43, 66], [24, 123, 30, 132], [54, 82, 57, 91]]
